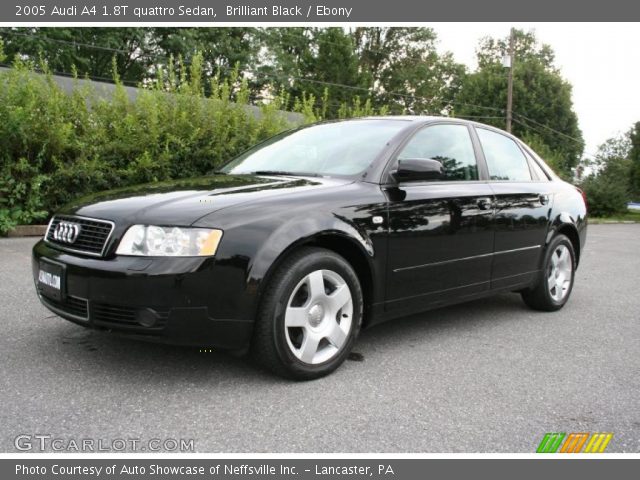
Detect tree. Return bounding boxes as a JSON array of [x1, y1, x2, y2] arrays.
[[150, 28, 260, 94], [580, 133, 631, 216], [0, 27, 262, 92], [0, 27, 153, 83], [628, 122, 640, 201], [258, 28, 368, 117], [352, 27, 464, 114], [454, 30, 583, 178]]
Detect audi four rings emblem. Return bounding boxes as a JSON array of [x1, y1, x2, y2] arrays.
[[53, 221, 82, 244]]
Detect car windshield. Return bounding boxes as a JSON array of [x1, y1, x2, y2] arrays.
[[220, 119, 408, 177]]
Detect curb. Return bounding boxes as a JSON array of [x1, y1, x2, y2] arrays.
[[6, 225, 48, 237], [590, 220, 640, 225]]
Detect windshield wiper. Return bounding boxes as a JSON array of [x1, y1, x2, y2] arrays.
[[249, 170, 321, 177]]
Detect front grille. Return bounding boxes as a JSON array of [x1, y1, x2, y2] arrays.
[[93, 303, 169, 330], [39, 292, 89, 321], [46, 215, 114, 257]]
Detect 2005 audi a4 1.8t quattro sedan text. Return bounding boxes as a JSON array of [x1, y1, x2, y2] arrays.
[[33, 117, 587, 379]]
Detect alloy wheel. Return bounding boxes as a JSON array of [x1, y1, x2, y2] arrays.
[[284, 269, 353, 364], [547, 244, 573, 302]]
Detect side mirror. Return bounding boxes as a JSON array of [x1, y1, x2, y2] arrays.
[[392, 158, 445, 182]]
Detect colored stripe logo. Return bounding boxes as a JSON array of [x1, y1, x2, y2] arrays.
[[537, 433, 612, 453]]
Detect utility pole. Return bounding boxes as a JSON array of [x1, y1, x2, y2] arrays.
[[505, 27, 515, 133]]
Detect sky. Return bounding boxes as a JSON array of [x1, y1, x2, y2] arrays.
[[430, 22, 640, 156]]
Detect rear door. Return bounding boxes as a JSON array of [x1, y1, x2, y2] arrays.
[[474, 127, 554, 290], [384, 122, 496, 314]]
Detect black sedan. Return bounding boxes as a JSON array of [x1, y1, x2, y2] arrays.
[[32, 117, 587, 379]]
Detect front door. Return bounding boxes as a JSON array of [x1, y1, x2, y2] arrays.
[[385, 123, 495, 314]]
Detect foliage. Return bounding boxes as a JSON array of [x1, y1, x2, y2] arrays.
[[581, 174, 629, 217], [0, 159, 48, 233], [0, 27, 592, 231], [0, 53, 387, 234], [1, 27, 464, 119], [580, 133, 632, 217], [257, 28, 370, 118], [521, 132, 566, 179], [588, 210, 640, 223], [0, 27, 261, 87], [628, 122, 640, 201], [453, 30, 583, 178], [0, 27, 153, 83], [353, 27, 465, 114]]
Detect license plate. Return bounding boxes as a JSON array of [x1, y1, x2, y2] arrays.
[[38, 260, 64, 301]]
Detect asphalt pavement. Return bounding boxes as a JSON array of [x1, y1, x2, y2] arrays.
[[1, 224, 638, 453]]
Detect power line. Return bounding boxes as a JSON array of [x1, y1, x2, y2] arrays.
[[3, 29, 591, 155], [262, 28, 441, 64], [512, 111, 585, 146], [1, 30, 146, 56], [512, 117, 596, 159], [3, 27, 443, 70], [1, 29, 505, 115]]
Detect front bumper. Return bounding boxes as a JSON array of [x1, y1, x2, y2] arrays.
[[31, 240, 254, 349]]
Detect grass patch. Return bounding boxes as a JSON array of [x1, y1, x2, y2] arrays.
[[590, 210, 640, 224]]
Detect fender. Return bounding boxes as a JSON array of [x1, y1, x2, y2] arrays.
[[543, 211, 587, 268], [248, 213, 378, 303]]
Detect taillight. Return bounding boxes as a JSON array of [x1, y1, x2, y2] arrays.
[[576, 187, 588, 211]]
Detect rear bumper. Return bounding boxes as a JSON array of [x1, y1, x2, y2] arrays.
[[31, 240, 254, 349]]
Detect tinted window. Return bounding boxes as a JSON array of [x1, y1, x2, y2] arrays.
[[477, 128, 532, 181], [397, 124, 478, 180], [221, 120, 408, 176], [523, 149, 550, 181]]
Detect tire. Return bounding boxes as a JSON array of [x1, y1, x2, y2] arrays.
[[251, 247, 363, 380], [521, 234, 576, 311]]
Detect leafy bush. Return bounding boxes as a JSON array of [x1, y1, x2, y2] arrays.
[[0, 159, 48, 233], [0, 53, 386, 235], [578, 132, 634, 217], [581, 174, 629, 217]]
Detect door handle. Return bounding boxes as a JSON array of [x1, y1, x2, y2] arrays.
[[477, 197, 494, 210]]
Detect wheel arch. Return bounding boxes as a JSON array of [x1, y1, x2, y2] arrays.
[[548, 215, 582, 267], [253, 230, 377, 328]]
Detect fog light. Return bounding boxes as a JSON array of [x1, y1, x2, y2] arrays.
[[137, 308, 159, 327]]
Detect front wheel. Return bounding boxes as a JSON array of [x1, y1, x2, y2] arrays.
[[521, 234, 576, 311], [252, 247, 363, 380]]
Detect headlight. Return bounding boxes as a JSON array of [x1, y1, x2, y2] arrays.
[[116, 225, 223, 257]]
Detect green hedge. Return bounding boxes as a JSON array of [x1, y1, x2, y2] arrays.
[[0, 52, 385, 235], [0, 58, 289, 233]]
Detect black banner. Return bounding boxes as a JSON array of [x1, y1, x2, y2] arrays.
[[3, 0, 640, 22], [4, 459, 640, 480]]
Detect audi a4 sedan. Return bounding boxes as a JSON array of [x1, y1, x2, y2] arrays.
[[33, 117, 587, 379]]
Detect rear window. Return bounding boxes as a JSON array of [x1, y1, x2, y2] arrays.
[[477, 128, 532, 181], [523, 149, 551, 181]]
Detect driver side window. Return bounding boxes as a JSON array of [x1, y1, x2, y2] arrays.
[[398, 124, 478, 181]]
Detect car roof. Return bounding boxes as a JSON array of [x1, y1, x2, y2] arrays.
[[358, 115, 518, 138], [361, 115, 485, 126], [360, 115, 441, 122]]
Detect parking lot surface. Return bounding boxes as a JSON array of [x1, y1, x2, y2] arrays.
[[1, 224, 638, 452]]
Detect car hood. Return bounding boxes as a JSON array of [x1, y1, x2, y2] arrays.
[[59, 174, 352, 226]]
